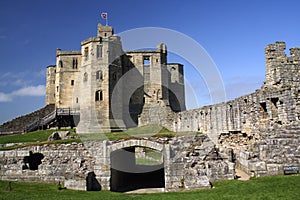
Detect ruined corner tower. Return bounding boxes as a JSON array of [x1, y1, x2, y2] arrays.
[[264, 41, 300, 88]]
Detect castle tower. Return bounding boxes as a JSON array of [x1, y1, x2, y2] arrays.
[[76, 24, 124, 134], [167, 63, 186, 112], [54, 49, 81, 108], [264, 41, 287, 87], [46, 65, 56, 105]]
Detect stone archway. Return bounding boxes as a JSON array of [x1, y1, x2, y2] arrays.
[[107, 139, 168, 192]]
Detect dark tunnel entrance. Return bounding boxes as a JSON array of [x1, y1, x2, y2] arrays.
[[110, 147, 165, 192]]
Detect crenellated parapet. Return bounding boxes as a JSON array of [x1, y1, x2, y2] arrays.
[[264, 41, 300, 87]]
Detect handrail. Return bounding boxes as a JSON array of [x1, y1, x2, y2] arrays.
[[24, 107, 80, 132]]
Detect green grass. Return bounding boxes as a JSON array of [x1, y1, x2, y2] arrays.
[[0, 125, 200, 151], [124, 124, 175, 137], [0, 175, 299, 199], [0, 130, 54, 144], [136, 157, 162, 165], [0, 129, 79, 151], [0, 125, 176, 150]]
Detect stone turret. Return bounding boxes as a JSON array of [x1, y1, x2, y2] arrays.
[[46, 65, 56, 105], [264, 41, 287, 86], [97, 24, 114, 38], [264, 41, 300, 88]]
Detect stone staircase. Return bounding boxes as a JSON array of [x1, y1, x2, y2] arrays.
[[0, 104, 55, 134]]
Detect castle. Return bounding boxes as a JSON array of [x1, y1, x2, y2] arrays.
[[46, 24, 185, 133], [0, 24, 299, 192]]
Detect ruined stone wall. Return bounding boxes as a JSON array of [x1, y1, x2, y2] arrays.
[[0, 135, 235, 191], [0, 143, 95, 190], [165, 42, 299, 136], [167, 63, 186, 112], [162, 42, 300, 176]]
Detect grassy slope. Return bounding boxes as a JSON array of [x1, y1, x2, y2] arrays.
[[0, 125, 176, 150], [0, 175, 299, 200]]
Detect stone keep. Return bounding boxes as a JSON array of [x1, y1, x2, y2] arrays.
[[46, 24, 186, 133]]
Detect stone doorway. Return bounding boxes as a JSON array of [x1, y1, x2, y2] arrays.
[[110, 146, 165, 192]]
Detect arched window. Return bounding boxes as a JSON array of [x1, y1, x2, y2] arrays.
[[95, 90, 103, 101], [96, 70, 103, 80], [170, 67, 177, 83], [84, 47, 89, 60], [112, 72, 117, 80], [59, 60, 63, 68], [83, 72, 88, 82]]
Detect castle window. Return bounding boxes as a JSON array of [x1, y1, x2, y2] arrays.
[[59, 60, 63, 68], [170, 67, 177, 83], [143, 56, 150, 66], [113, 72, 117, 80], [56, 86, 59, 92], [73, 58, 78, 69], [96, 70, 103, 80], [97, 45, 102, 59], [260, 102, 268, 118], [84, 47, 89, 60], [95, 90, 103, 101], [83, 72, 88, 82], [71, 80, 74, 86], [76, 97, 79, 103]]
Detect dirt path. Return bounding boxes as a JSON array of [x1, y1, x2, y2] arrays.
[[235, 168, 250, 181], [125, 188, 165, 194]]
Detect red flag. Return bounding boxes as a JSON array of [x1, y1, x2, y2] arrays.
[[101, 12, 107, 19]]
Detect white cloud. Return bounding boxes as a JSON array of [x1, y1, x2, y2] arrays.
[[11, 85, 45, 96], [0, 92, 12, 102]]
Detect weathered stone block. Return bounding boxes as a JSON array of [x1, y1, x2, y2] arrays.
[[64, 179, 86, 191], [249, 161, 266, 171]]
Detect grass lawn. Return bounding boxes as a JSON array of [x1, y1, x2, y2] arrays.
[[0, 129, 80, 150], [0, 125, 178, 150], [0, 175, 299, 200]]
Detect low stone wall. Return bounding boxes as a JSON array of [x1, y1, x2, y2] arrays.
[[0, 143, 95, 190], [0, 135, 235, 192], [234, 122, 300, 177]]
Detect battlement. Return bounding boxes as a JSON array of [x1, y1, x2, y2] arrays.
[[56, 49, 81, 57], [265, 41, 300, 63], [97, 23, 114, 38], [264, 42, 300, 87]]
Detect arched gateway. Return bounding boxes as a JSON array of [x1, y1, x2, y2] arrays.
[[98, 139, 170, 192]]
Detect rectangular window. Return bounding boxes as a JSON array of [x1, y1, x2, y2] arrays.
[[143, 56, 150, 66], [84, 47, 89, 60], [97, 45, 102, 59], [73, 58, 78, 69], [96, 70, 103, 80], [71, 80, 74, 86]]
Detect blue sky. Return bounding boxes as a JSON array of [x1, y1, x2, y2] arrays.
[[0, 0, 300, 124]]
